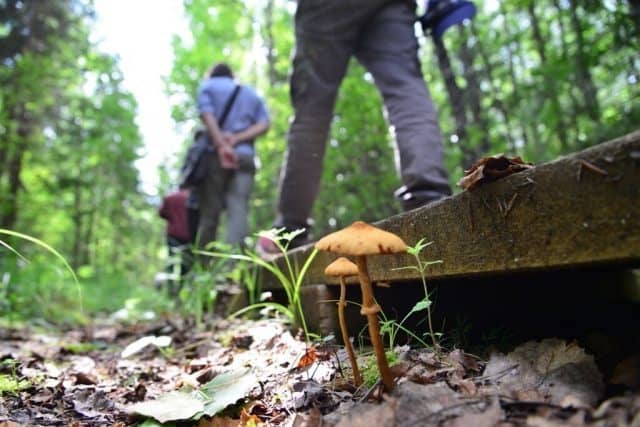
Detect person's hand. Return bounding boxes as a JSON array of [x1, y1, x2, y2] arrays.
[[217, 142, 238, 169], [222, 132, 239, 147]]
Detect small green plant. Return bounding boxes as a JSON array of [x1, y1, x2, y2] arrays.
[[176, 242, 234, 330], [0, 359, 31, 395], [0, 229, 83, 321], [379, 307, 430, 350], [198, 228, 318, 341], [361, 350, 399, 388], [63, 342, 100, 354], [394, 237, 443, 352]]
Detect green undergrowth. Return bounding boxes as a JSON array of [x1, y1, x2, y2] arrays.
[[361, 350, 400, 388], [0, 374, 31, 395]]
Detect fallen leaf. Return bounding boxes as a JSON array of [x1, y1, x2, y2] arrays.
[[128, 391, 204, 423], [121, 335, 172, 359], [457, 154, 533, 190], [482, 339, 603, 406], [296, 346, 317, 369], [444, 398, 503, 427], [200, 369, 258, 417], [609, 354, 640, 389], [240, 408, 264, 426]]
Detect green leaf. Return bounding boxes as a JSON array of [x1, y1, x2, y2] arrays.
[[410, 299, 432, 314], [128, 391, 204, 423], [199, 369, 257, 417]]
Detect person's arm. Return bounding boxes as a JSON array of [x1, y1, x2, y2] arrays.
[[226, 121, 270, 146], [201, 111, 237, 169], [197, 82, 238, 169]]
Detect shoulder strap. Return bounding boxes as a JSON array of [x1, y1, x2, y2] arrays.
[[218, 84, 241, 128]]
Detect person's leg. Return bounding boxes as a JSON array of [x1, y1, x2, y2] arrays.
[[224, 155, 255, 246], [355, 1, 452, 210], [276, 2, 374, 231], [195, 150, 226, 249], [166, 235, 189, 296]]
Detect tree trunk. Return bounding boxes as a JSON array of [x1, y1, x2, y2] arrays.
[[457, 26, 490, 157], [71, 177, 84, 270], [470, 21, 516, 152], [263, 0, 277, 86], [628, 0, 640, 38], [1, 105, 31, 230], [528, 2, 569, 151], [552, 0, 582, 139], [432, 36, 475, 167], [568, 0, 601, 123]]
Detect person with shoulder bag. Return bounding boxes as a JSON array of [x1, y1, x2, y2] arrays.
[[194, 62, 270, 249]]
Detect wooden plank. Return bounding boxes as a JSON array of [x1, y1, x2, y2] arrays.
[[262, 130, 640, 289]]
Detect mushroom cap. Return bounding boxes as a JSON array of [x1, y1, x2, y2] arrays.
[[324, 257, 359, 277], [315, 221, 408, 255]]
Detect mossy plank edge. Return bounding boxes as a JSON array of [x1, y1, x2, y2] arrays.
[[262, 130, 640, 289]]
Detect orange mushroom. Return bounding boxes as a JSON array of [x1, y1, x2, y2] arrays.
[[316, 221, 407, 391], [324, 257, 362, 386]]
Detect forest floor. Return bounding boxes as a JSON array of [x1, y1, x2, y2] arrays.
[[1, 309, 639, 427]]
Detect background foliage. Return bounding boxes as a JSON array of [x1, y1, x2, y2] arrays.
[[0, 0, 638, 322]]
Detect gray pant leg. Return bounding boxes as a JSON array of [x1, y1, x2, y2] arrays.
[[355, 2, 452, 203], [195, 151, 226, 249], [277, 2, 366, 229], [224, 156, 255, 245]]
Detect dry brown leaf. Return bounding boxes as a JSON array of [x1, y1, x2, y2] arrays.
[[240, 408, 265, 426], [609, 354, 640, 388], [482, 339, 604, 407], [444, 398, 503, 427], [296, 346, 317, 369], [197, 417, 241, 427], [458, 154, 533, 190], [292, 407, 322, 427]]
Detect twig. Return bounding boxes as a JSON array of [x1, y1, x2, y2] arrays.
[[420, 398, 489, 422], [467, 196, 475, 232], [473, 364, 519, 383], [503, 193, 519, 218], [358, 378, 382, 403], [515, 177, 535, 188], [579, 159, 608, 178]]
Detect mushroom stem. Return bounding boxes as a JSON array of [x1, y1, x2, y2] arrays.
[[354, 255, 394, 391], [338, 276, 362, 386]]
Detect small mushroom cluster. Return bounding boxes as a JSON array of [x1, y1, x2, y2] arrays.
[[316, 221, 408, 391]]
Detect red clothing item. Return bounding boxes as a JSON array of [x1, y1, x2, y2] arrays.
[[159, 190, 190, 241]]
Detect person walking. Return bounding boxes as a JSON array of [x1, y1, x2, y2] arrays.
[[195, 62, 270, 249], [258, 0, 453, 254], [158, 187, 193, 293]]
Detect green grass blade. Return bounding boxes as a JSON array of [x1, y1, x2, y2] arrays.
[[0, 229, 83, 315], [0, 239, 29, 263]]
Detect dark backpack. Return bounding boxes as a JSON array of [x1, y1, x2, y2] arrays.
[[179, 133, 211, 188], [179, 84, 242, 188]]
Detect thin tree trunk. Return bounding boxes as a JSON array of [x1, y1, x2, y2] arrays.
[[263, 0, 277, 86], [628, 0, 640, 39], [552, 0, 582, 139], [470, 21, 516, 152], [71, 177, 84, 270], [528, 2, 569, 151], [568, 0, 601, 123], [457, 26, 490, 157], [499, 4, 534, 151], [432, 36, 475, 167], [1, 105, 31, 229]]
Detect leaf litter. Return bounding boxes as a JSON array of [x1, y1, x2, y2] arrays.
[[0, 317, 638, 426]]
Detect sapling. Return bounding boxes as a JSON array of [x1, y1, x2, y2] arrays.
[[396, 238, 443, 352]]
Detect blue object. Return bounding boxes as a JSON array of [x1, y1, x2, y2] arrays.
[[420, 0, 477, 39]]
